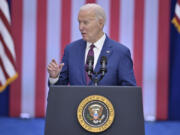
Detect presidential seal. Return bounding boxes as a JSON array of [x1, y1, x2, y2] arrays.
[[77, 95, 115, 133]]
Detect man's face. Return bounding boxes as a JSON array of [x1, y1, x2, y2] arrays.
[[78, 9, 103, 43]]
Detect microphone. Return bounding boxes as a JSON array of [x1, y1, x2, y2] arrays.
[[86, 56, 94, 76], [100, 56, 107, 76]]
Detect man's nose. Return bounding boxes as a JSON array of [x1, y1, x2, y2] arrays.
[[79, 23, 84, 31]]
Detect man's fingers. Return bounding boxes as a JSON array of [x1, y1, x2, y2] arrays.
[[52, 59, 58, 65], [59, 63, 64, 69], [47, 59, 63, 78], [47, 66, 53, 73], [48, 63, 58, 71], [48, 59, 59, 69], [48, 63, 54, 69], [48, 59, 64, 72], [47, 64, 55, 71], [51, 62, 58, 68]]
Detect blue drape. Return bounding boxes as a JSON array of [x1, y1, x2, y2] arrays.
[[169, 0, 180, 120]]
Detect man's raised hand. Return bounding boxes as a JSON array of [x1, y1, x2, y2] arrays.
[[47, 59, 64, 78]]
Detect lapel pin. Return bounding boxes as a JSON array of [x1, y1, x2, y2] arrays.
[[106, 50, 110, 54]]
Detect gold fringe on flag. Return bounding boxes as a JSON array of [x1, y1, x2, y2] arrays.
[[0, 73, 18, 93], [172, 17, 180, 33]]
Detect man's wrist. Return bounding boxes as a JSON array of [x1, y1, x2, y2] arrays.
[[49, 76, 59, 84]]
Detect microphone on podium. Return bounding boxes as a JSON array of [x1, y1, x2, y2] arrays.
[[86, 56, 94, 76], [100, 56, 107, 76]]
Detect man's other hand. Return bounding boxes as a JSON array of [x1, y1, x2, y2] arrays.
[[47, 59, 64, 78]]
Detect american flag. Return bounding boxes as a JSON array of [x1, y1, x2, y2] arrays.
[[172, 0, 180, 33], [9, 0, 170, 120], [0, 0, 17, 92]]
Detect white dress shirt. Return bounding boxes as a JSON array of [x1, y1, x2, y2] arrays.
[[49, 34, 106, 84], [85, 34, 106, 69]]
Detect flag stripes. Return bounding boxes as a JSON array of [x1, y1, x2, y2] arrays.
[[9, 0, 23, 117], [133, 0, 145, 87], [45, 0, 62, 116], [109, 0, 120, 41], [21, 0, 37, 117], [0, 0, 17, 92], [35, 0, 47, 117], [86, 0, 96, 3], [0, 34, 15, 68], [156, 0, 170, 119], [9, 0, 170, 120], [61, 0, 72, 58], [142, 0, 159, 120]]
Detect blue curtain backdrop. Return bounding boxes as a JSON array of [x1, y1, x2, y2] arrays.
[[169, 0, 180, 120], [0, 87, 9, 116]]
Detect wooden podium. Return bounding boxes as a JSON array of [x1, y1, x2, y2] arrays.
[[45, 86, 145, 135]]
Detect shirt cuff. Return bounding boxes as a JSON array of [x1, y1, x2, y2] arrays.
[[49, 76, 59, 84]]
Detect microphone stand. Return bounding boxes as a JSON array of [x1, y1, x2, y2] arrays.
[[90, 68, 106, 86], [93, 72, 99, 86], [86, 56, 107, 86]]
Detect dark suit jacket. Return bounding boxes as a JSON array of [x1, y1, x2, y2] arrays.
[[54, 36, 136, 86]]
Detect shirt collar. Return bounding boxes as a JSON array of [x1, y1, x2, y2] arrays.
[[86, 33, 106, 49]]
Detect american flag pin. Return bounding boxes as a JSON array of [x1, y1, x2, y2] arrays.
[[106, 50, 110, 54]]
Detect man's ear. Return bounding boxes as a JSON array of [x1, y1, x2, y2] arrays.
[[99, 19, 104, 29]]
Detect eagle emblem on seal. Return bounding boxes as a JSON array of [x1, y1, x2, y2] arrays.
[[88, 104, 105, 124]]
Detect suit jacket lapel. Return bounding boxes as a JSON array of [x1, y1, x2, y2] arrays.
[[79, 40, 87, 84], [94, 36, 113, 73]]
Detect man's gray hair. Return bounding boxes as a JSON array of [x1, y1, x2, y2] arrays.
[[80, 3, 106, 24]]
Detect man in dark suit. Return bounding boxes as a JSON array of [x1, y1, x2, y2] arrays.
[[47, 3, 136, 86]]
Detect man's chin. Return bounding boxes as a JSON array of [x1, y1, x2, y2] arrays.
[[82, 37, 88, 41], [82, 36, 92, 42]]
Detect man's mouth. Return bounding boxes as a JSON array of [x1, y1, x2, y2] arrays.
[[81, 33, 86, 37]]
